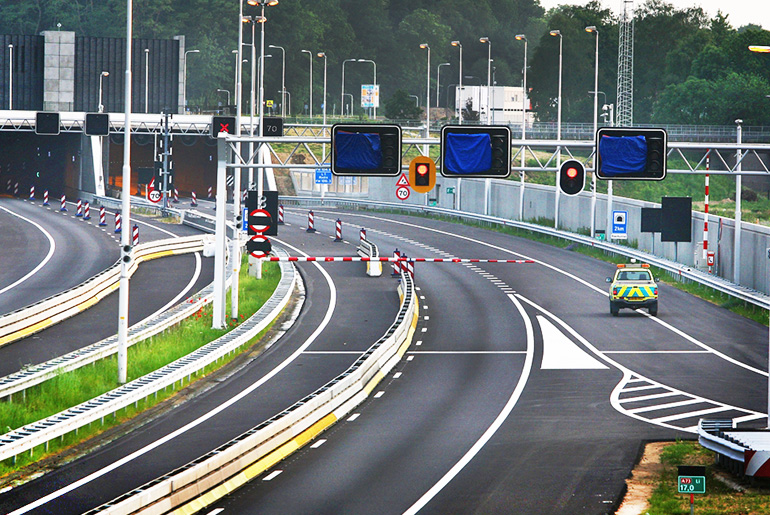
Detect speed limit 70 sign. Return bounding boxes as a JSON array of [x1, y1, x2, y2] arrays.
[[396, 185, 410, 201]]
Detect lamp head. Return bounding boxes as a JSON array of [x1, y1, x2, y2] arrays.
[[549, 30, 561, 37], [479, 37, 490, 44], [585, 25, 598, 33], [451, 40, 461, 47], [419, 43, 429, 50], [317, 52, 326, 58]]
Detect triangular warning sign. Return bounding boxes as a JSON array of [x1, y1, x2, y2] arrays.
[[396, 173, 410, 187]]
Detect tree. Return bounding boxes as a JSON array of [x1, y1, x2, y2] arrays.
[[383, 89, 422, 120]]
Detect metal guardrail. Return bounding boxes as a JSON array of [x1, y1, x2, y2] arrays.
[[281, 196, 770, 310], [0, 235, 208, 348], [0, 248, 296, 464], [85, 270, 417, 515]]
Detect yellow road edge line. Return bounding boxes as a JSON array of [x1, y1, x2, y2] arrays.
[[171, 413, 338, 515]]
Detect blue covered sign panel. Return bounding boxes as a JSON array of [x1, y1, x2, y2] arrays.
[[440, 125, 511, 178], [596, 127, 667, 180], [331, 124, 402, 176]]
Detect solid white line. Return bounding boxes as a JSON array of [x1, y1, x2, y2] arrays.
[[628, 398, 701, 414], [403, 294, 534, 515], [603, 350, 711, 354], [0, 206, 56, 296], [9, 237, 338, 515], [653, 406, 728, 423], [620, 391, 680, 403], [408, 351, 527, 354]]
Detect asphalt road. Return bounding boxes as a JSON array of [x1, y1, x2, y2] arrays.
[[2, 205, 767, 514]]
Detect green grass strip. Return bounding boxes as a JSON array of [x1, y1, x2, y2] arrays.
[[0, 259, 281, 476]]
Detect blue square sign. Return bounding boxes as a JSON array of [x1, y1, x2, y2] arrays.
[[315, 168, 332, 185], [612, 210, 628, 240]]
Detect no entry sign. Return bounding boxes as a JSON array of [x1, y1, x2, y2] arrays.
[[248, 209, 272, 234], [248, 235, 272, 258]]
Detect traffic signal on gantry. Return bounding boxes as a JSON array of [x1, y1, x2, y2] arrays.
[[558, 159, 585, 196], [596, 128, 667, 180], [210, 115, 237, 138], [409, 156, 436, 193], [440, 125, 511, 178], [331, 124, 402, 176]]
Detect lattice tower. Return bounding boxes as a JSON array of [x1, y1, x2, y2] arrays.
[[616, 0, 634, 126]]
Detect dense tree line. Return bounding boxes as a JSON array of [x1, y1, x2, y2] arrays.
[[1, 0, 768, 125]]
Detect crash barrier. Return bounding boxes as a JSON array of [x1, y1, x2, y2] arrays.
[[0, 235, 208, 349], [357, 227, 382, 277], [280, 197, 770, 310], [698, 419, 770, 478], [0, 248, 296, 466], [85, 269, 416, 515]]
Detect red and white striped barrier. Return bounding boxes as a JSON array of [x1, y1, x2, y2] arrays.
[[334, 219, 343, 242], [306, 210, 316, 233], [98, 206, 107, 226], [360, 227, 366, 243], [703, 150, 710, 266], [242, 190, 248, 203], [264, 256, 535, 264], [76, 199, 83, 217], [391, 249, 402, 276], [173, 188, 179, 203], [277, 204, 284, 224], [29, 185, 35, 200], [13, 182, 18, 196], [191, 191, 198, 206], [60, 194, 67, 211], [83, 201, 91, 220], [406, 260, 415, 279], [115, 212, 122, 233], [207, 186, 213, 199], [43, 189, 49, 206], [132, 224, 139, 246]]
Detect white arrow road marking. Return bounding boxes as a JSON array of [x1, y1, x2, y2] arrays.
[[538, 315, 608, 370]]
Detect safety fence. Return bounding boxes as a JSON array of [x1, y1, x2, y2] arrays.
[[85, 269, 416, 515], [0, 248, 296, 465], [0, 235, 208, 349]]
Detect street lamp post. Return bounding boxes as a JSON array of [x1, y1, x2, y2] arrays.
[[437, 62, 449, 108], [268, 44, 285, 117], [515, 34, 527, 221], [216, 88, 231, 108], [451, 41, 463, 124], [318, 51, 327, 199], [358, 59, 377, 119], [7, 44, 12, 110], [586, 25, 599, 238], [98, 71, 109, 112], [343, 93, 353, 115], [182, 49, 200, 113], [419, 44, 430, 161], [144, 48, 149, 113], [550, 29, 563, 229], [301, 49, 313, 118], [480, 37, 491, 124], [341, 58, 356, 118]]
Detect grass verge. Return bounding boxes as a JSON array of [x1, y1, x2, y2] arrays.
[[0, 258, 281, 477]]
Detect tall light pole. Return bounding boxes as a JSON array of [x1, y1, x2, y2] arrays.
[[341, 58, 356, 117], [98, 71, 109, 112], [735, 119, 743, 285], [437, 62, 449, 108], [358, 59, 377, 119], [515, 34, 527, 221], [182, 49, 200, 113], [480, 37, 491, 124], [144, 48, 149, 113], [318, 51, 327, 200], [419, 44, 430, 145], [550, 29, 563, 229], [7, 44, 12, 110], [268, 44, 285, 117], [217, 88, 231, 107], [301, 49, 313, 118], [451, 40, 463, 124], [586, 25, 599, 238]]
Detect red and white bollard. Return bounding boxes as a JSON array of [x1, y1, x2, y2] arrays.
[[83, 201, 91, 220], [60, 194, 67, 211], [391, 249, 401, 276], [242, 190, 248, 203], [132, 224, 139, 246], [114, 212, 122, 233], [172, 188, 179, 203], [360, 227, 366, 243], [406, 260, 415, 280], [13, 182, 18, 196], [207, 186, 213, 199], [76, 199, 83, 217], [277, 204, 284, 224], [43, 189, 49, 206], [98, 206, 107, 226], [306, 210, 316, 232], [29, 185, 35, 200], [334, 219, 343, 242], [191, 191, 198, 206]]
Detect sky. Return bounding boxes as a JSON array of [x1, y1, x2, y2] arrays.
[[538, 0, 769, 30]]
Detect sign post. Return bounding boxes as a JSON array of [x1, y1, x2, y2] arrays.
[[611, 210, 628, 240], [678, 466, 706, 515]]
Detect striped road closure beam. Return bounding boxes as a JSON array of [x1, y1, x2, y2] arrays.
[[265, 256, 535, 264]]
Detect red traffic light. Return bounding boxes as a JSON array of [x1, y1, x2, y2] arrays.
[[565, 166, 579, 179], [416, 163, 429, 176]]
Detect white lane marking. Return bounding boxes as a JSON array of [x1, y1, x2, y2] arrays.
[[262, 470, 282, 481], [310, 439, 326, 449], [409, 351, 526, 354], [374, 391, 384, 398], [393, 372, 402, 379], [347, 414, 360, 422], [0, 206, 56, 296], [404, 294, 534, 515], [9, 237, 338, 515], [207, 509, 225, 515], [604, 350, 711, 354], [313, 210, 765, 377], [538, 315, 607, 370], [407, 356, 414, 361]]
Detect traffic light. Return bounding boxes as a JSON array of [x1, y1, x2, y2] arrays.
[[596, 128, 667, 180], [246, 190, 278, 236], [210, 115, 237, 138], [440, 125, 511, 178], [409, 156, 436, 193], [35, 112, 60, 135], [559, 159, 585, 196], [85, 113, 110, 136], [331, 124, 402, 176]]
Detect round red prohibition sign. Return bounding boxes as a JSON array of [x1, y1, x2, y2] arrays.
[[249, 209, 272, 233], [248, 235, 272, 258], [396, 185, 410, 200]]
